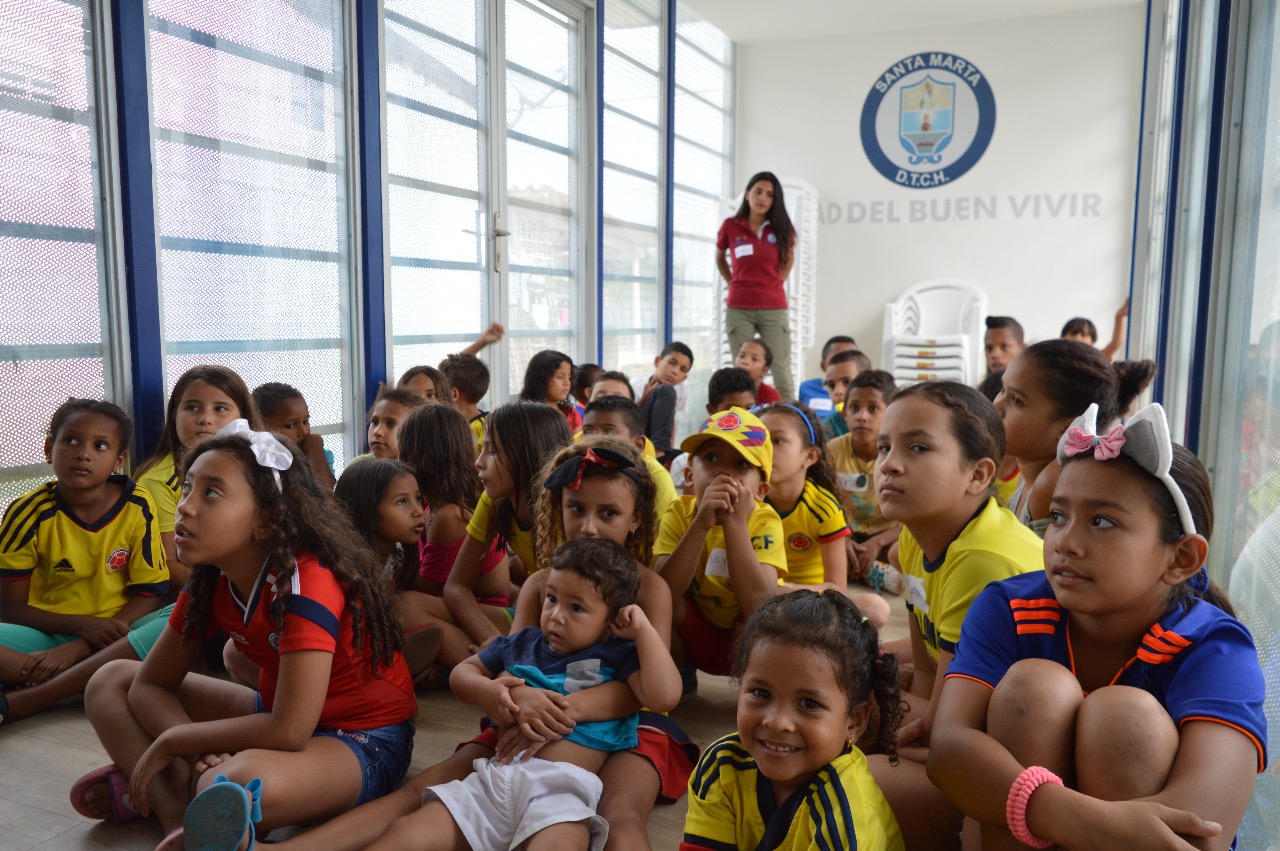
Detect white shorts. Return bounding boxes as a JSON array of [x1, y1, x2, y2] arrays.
[[423, 756, 609, 850]]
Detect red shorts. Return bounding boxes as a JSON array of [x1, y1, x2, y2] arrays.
[[677, 593, 741, 676], [458, 714, 698, 804]]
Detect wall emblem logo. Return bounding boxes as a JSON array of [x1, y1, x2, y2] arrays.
[[860, 52, 996, 189]]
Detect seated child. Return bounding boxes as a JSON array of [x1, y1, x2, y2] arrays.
[[581, 395, 678, 521], [252, 381, 335, 489], [656, 406, 787, 677], [629, 341, 695, 416], [827, 370, 901, 587], [669, 367, 758, 495], [591, 369, 636, 402], [983, 314, 1025, 378], [439, 352, 492, 453], [1061, 298, 1127, 360], [397, 365, 451, 403], [520, 349, 580, 431], [798, 334, 857, 413], [820, 349, 872, 439], [684, 590, 905, 851], [734, 338, 781, 405], [373, 537, 681, 851], [350, 385, 426, 465], [573, 363, 603, 421], [0, 399, 168, 718]]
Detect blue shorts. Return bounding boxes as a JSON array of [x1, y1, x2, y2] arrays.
[[253, 693, 415, 805]]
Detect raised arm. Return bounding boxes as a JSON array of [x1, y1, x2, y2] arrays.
[[613, 604, 681, 712]]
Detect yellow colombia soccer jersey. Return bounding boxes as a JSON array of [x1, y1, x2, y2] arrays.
[[467, 490, 537, 573], [768, 479, 851, 586], [469, 413, 487, 455], [135, 452, 180, 534], [898, 496, 1043, 664], [828, 433, 895, 538], [994, 466, 1021, 509], [0, 476, 169, 619], [682, 733, 905, 851], [654, 495, 787, 629]]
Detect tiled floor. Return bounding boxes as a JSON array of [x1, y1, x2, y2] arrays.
[[0, 589, 908, 850]]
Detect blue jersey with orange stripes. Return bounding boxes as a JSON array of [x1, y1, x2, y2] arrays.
[[947, 571, 1267, 773]]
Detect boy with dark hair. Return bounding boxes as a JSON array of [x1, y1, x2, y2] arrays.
[[984, 315, 1025, 376], [439, 353, 491, 452], [252, 382, 335, 489], [820, 349, 873, 439], [572, 364, 603, 421], [629, 342, 694, 466], [590, 370, 635, 401], [798, 334, 858, 412]]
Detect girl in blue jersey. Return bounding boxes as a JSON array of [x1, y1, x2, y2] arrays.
[[930, 403, 1266, 851], [683, 589, 905, 851]]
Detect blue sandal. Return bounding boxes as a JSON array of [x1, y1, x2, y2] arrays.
[[182, 775, 262, 851]]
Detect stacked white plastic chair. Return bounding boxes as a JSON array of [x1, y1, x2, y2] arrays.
[[881, 279, 988, 387], [712, 178, 819, 397]]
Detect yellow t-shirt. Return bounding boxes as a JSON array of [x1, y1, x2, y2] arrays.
[[828, 434, 894, 538], [466, 491, 537, 573], [995, 466, 1022, 509], [654, 495, 787, 629], [135, 453, 180, 534], [898, 497, 1044, 664], [685, 733, 905, 851], [767, 480, 851, 586], [469, 413, 487, 455], [644, 454, 678, 525], [0, 477, 169, 618]]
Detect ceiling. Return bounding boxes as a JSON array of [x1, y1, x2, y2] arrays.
[[679, 0, 1144, 44]]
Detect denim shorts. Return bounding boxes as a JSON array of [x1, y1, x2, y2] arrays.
[[253, 693, 415, 805]]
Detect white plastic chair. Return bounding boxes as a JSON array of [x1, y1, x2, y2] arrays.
[[881, 279, 988, 386]]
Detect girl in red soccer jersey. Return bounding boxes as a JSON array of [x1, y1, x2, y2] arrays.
[[80, 420, 416, 850]]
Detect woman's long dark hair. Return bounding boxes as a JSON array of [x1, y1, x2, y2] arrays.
[[732, 171, 794, 268]]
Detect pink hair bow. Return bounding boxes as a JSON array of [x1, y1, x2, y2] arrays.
[[1062, 424, 1126, 460]]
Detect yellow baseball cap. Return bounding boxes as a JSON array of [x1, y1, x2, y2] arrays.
[[680, 406, 773, 480]]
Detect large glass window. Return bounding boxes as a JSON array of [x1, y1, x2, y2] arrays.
[[1215, 1, 1280, 840], [0, 0, 120, 513], [601, 0, 662, 378], [147, 0, 355, 469], [670, 3, 732, 435], [384, 0, 490, 394]]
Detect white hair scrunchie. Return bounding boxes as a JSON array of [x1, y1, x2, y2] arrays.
[[217, 419, 294, 489]]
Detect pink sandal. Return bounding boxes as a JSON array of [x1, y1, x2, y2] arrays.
[[69, 763, 142, 824]]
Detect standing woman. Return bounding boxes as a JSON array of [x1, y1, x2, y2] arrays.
[[716, 171, 797, 401]]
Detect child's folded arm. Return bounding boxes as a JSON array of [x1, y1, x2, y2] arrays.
[[0, 578, 127, 647]]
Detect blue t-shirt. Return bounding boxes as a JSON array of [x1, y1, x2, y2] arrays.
[[798, 377, 832, 413], [948, 572, 1268, 775], [478, 626, 640, 750]]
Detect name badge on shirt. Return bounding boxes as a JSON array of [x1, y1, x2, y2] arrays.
[[733, 243, 754, 259], [838, 471, 870, 493], [810, 397, 834, 413], [905, 575, 929, 613], [705, 547, 730, 578]]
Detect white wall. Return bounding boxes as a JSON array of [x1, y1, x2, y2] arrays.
[[735, 6, 1146, 376]]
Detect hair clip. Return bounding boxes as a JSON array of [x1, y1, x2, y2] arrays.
[[218, 419, 293, 490], [544, 446, 640, 492], [1056, 403, 1196, 536]]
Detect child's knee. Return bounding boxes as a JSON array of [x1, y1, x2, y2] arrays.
[[1076, 685, 1177, 798], [850, 591, 891, 629], [84, 658, 140, 703], [988, 659, 1081, 740]]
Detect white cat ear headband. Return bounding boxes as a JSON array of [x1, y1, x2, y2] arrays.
[[1056, 402, 1196, 537], [217, 419, 293, 489]]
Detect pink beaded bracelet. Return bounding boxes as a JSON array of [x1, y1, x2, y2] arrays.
[[1005, 765, 1063, 848]]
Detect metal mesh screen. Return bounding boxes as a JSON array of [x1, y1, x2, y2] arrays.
[[385, 0, 489, 395], [670, 3, 732, 438], [504, 0, 578, 395], [0, 0, 115, 515], [148, 0, 354, 458]]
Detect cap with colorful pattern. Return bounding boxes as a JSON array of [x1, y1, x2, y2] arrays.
[[679, 406, 773, 480]]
